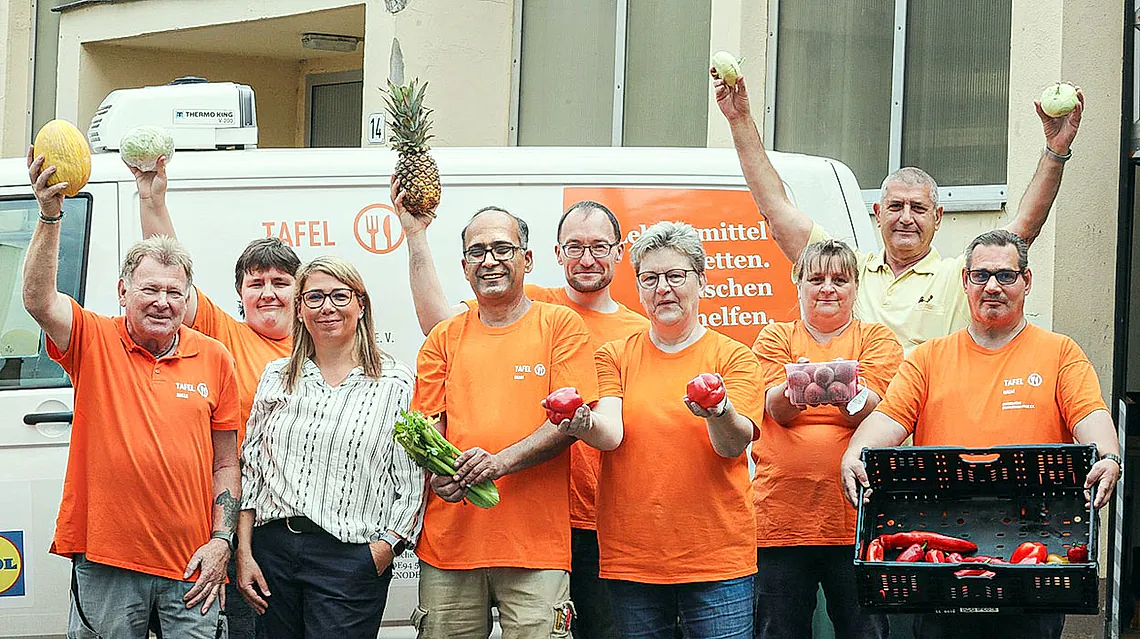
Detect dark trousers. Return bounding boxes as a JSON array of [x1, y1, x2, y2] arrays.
[[252, 520, 393, 639], [912, 613, 1064, 639], [753, 546, 888, 639], [571, 528, 618, 639], [225, 553, 258, 638]]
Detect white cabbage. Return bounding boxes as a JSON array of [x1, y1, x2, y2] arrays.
[[119, 126, 175, 172]]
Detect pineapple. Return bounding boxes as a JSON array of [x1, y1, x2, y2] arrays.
[[384, 78, 441, 217]]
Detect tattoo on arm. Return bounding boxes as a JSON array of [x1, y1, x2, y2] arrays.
[[215, 489, 240, 532]]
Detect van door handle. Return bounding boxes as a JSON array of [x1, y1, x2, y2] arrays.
[[23, 411, 74, 425]]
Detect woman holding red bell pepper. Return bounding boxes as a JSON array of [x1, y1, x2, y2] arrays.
[[751, 240, 903, 639], [587, 222, 764, 638]]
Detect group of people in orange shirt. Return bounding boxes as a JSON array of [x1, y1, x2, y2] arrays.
[[14, 67, 1124, 639]]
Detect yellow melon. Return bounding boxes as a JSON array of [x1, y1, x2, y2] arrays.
[[32, 120, 92, 198]]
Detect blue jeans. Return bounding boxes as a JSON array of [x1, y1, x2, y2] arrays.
[[607, 575, 754, 639], [753, 546, 888, 639], [68, 553, 222, 639]]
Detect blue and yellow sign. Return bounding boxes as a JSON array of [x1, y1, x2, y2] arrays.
[[0, 530, 25, 597]]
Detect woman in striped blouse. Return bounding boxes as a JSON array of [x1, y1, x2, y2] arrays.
[[235, 256, 424, 638]]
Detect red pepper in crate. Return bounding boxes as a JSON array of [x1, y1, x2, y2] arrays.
[[1010, 542, 1047, 564], [896, 543, 925, 562], [879, 531, 978, 553], [1067, 544, 1089, 564], [947, 552, 964, 563], [925, 549, 947, 563], [685, 373, 726, 409], [544, 387, 585, 424], [954, 569, 996, 578], [865, 538, 885, 562]]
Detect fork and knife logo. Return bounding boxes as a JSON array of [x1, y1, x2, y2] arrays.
[[353, 204, 405, 254]]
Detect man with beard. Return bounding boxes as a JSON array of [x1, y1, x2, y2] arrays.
[[839, 229, 1121, 639], [409, 206, 599, 637], [395, 187, 646, 638]]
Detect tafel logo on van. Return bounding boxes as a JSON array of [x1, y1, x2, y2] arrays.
[[0, 530, 26, 597]]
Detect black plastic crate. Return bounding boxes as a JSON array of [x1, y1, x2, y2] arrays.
[[854, 444, 1099, 614]]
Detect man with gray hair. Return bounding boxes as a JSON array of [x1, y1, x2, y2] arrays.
[[713, 70, 1084, 354], [23, 150, 241, 638], [839, 228, 1121, 638]]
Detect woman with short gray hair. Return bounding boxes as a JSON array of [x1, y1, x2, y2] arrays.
[[583, 220, 762, 638]]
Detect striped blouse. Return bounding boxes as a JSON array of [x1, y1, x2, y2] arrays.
[[240, 354, 425, 545]]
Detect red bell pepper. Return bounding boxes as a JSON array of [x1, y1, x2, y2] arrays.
[[878, 531, 978, 553], [954, 569, 996, 578], [544, 387, 585, 424], [686, 373, 726, 409], [947, 552, 964, 563], [865, 538, 885, 562], [1067, 544, 1089, 564], [1018, 556, 1041, 565], [925, 549, 947, 563], [1010, 542, 1047, 564], [896, 543, 925, 562]]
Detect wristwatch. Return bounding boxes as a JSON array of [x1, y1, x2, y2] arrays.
[[1101, 453, 1123, 472], [211, 530, 238, 551], [379, 531, 407, 556]]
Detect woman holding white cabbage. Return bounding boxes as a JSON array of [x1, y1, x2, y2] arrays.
[[750, 239, 902, 639]]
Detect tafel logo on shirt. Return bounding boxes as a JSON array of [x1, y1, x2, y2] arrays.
[[1000, 372, 1043, 411], [513, 362, 548, 380], [174, 381, 210, 399]]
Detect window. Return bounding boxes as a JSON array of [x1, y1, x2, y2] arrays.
[[0, 195, 92, 389], [770, 0, 1011, 204], [516, 0, 712, 147]]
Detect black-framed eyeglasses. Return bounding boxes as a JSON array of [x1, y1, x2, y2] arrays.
[[560, 242, 617, 259], [966, 269, 1024, 286], [463, 244, 523, 264], [301, 288, 356, 309], [636, 269, 697, 289]]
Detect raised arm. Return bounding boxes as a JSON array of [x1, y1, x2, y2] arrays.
[[713, 71, 815, 262], [392, 180, 464, 335], [131, 157, 200, 325], [1003, 87, 1083, 247], [22, 148, 75, 352]]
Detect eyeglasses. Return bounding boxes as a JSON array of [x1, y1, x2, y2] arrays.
[[966, 269, 1024, 286], [301, 288, 356, 309], [463, 244, 523, 264], [560, 242, 617, 259], [636, 269, 697, 289]]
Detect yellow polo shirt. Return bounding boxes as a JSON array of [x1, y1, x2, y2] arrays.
[[809, 224, 970, 355]]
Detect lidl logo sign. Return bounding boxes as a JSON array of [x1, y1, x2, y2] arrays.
[[0, 531, 25, 597]]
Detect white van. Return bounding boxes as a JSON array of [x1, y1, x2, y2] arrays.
[[0, 145, 876, 637]]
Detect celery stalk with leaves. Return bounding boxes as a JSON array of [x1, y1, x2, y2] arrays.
[[395, 410, 500, 508]]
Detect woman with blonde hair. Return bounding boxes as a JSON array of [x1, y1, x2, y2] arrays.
[[750, 239, 902, 639], [235, 256, 424, 638]]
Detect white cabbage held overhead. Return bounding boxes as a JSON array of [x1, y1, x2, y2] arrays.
[[119, 125, 175, 172]]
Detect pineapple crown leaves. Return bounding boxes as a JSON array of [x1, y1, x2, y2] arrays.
[[383, 78, 435, 153]]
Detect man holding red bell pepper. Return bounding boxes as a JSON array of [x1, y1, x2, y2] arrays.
[[840, 230, 1122, 638]]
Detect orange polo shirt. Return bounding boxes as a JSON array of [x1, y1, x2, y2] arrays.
[[412, 301, 599, 571], [751, 320, 902, 547], [192, 289, 292, 442], [48, 298, 240, 581], [876, 323, 1107, 446], [594, 329, 762, 584]]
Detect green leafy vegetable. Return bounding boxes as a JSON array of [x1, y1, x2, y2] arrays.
[[395, 410, 500, 508]]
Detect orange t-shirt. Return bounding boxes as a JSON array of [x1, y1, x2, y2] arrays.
[[412, 301, 599, 571], [876, 323, 1108, 446], [526, 285, 650, 530], [192, 289, 292, 443], [751, 320, 903, 547], [48, 298, 240, 581], [594, 329, 762, 584]]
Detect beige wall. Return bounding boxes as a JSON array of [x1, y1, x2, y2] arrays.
[[79, 44, 301, 148], [0, 0, 34, 158]]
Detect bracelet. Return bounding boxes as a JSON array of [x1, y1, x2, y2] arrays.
[[1101, 452, 1123, 471], [39, 212, 63, 224], [1043, 145, 1072, 163]]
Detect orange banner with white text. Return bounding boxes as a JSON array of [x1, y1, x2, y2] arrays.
[[563, 187, 800, 347]]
